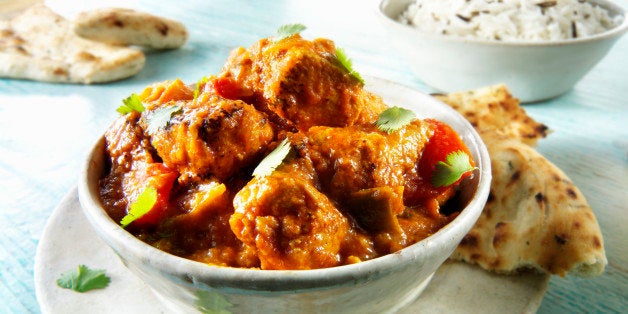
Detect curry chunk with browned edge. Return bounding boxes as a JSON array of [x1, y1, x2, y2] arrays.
[[305, 121, 434, 206], [146, 93, 275, 183], [231, 171, 350, 270], [216, 34, 386, 131], [98, 32, 474, 270], [100, 111, 159, 222]]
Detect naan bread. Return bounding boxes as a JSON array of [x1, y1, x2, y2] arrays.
[[438, 86, 606, 277], [434, 85, 549, 146], [73, 7, 188, 49], [0, 4, 145, 84], [451, 130, 606, 277], [0, 0, 42, 19]]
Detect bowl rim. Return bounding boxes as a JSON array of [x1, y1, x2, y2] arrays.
[[378, 0, 628, 47], [77, 77, 492, 292]]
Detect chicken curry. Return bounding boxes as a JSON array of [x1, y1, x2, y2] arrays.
[[99, 30, 476, 270]]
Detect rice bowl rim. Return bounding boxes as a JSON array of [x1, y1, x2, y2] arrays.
[[379, 0, 628, 47]]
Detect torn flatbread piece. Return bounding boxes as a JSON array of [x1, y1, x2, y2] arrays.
[[0, 4, 145, 84], [0, 0, 42, 19], [450, 130, 607, 277], [434, 85, 549, 146], [73, 7, 188, 49]]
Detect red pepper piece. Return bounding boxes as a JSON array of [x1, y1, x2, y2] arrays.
[[419, 119, 474, 190], [132, 163, 178, 227]]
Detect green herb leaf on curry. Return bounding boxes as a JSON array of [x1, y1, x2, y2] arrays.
[[193, 76, 209, 101], [275, 23, 306, 42], [117, 93, 145, 114], [431, 150, 476, 188], [195, 290, 234, 314], [120, 186, 158, 227], [146, 105, 182, 134], [252, 138, 291, 178], [335, 47, 364, 84], [56, 265, 111, 293], [376, 106, 416, 133]]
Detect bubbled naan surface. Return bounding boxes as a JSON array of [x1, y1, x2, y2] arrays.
[[437, 86, 606, 277]]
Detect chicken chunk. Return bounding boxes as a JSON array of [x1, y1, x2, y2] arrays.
[[146, 95, 275, 183], [305, 121, 435, 205], [230, 172, 349, 270], [218, 35, 386, 131], [103, 111, 155, 171], [100, 112, 158, 221]]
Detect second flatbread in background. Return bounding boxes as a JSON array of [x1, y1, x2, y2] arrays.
[[0, 4, 145, 84], [73, 7, 188, 49], [434, 84, 549, 146], [435, 87, 607, 277]]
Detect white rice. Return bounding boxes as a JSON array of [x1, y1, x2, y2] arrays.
[[398, 0, 624, 41]]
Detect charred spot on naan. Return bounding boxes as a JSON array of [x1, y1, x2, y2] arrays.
[[446, 115, 605, 277]]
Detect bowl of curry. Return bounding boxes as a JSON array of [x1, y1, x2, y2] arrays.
[[78, 28, 491, 313]]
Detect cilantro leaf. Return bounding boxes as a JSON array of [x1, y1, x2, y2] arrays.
[[252, 138, 291, 178], [56, 265, 111, 293], [194, 76, 209, 101], [275, 23, 306, 42], [335, 48, 364, 84], [376, 106, 416, 133], [195, 290, 233, 314], [431, 151, 476, 188], [120, 186, 158, 227], [146, 105, 182, 134], [117, 93, 145, 114]]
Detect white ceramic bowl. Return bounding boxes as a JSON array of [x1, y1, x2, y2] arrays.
[[378, 0, 628, 102], [78, 77, 491, 314]]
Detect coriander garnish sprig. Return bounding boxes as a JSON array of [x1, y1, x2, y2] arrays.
[[120, 186, 158, 227], [145, 105, 182, 135], [252, 138, 292, 178], [431, 150, 477, 188], [117, 93, 145, 114], [335, 48, 365, 85], [376, 106, 416, 133], [56, 264, 111, 293], [193, 76, 209, 101], [274, 23, 306, 42]]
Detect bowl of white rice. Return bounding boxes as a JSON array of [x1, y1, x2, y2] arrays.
[[378, 0, 628, 102]]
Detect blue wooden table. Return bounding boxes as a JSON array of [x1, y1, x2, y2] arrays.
[[1, 0, 626, 312]]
